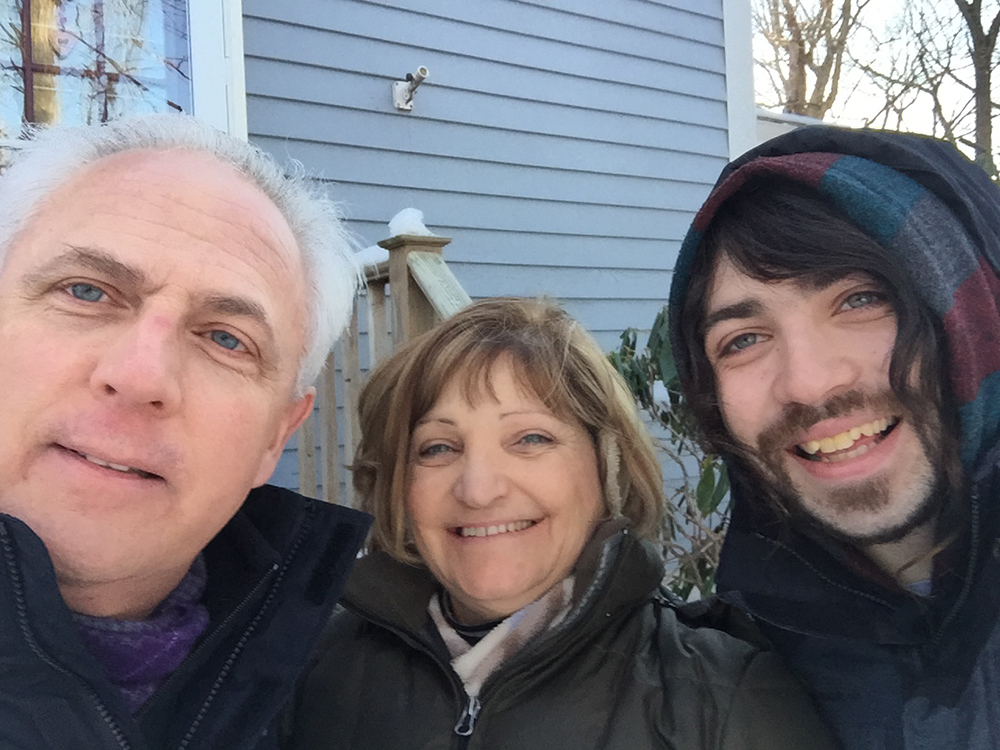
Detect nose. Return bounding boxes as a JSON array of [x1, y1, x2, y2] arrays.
[[771, 325, 863, 406], [89, 314, 183, 413], [452, 443, 507, 508]]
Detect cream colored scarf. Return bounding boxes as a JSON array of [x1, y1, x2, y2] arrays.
[[429, 577, 575, 698]]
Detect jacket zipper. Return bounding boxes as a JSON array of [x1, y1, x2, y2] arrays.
[[345, 602, 476, 745], [454, 695, 481, 736], [176, 505, 316, 749], [175, 563, 278, 748], [1, 521, 134, 750]]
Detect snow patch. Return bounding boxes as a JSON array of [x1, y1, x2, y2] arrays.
[[355, 245, 390, 266], [388, 207, 436, 237]]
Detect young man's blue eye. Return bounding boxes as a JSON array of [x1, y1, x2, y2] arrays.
[[729, 332, 758, 351], [70, 283, 104, 302], [210, 330, 242, 351], [844, 291, 882, 309]]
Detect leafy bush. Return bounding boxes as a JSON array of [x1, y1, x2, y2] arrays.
[[608, 307, 729, 600]]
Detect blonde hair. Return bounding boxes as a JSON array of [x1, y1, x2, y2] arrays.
[[353, 297, 664, 563]]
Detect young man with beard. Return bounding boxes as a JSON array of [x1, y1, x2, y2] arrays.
[[668, 127, 1000, 750]]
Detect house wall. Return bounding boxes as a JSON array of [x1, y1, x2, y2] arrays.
[[241, 0, 733, 491]]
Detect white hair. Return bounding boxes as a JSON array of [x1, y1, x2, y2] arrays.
[[0, 113, 361, 394]]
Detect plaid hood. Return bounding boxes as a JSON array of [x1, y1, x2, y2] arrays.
[[668, 126, 1000, 475]]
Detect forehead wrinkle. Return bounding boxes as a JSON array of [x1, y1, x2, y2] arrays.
[[21, 245, 146, 289]]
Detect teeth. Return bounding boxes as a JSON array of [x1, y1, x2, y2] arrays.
[[84, 454, 135, 473], [80, 452, 154, 477], [459, 520, 534, 538], [818, 442, 873, 463], [799, 417, 897, 457]]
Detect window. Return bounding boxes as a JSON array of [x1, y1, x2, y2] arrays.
[[0, 0, 244, 168]]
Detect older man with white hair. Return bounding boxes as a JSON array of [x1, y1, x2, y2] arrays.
[[0, 115, 371, 750]]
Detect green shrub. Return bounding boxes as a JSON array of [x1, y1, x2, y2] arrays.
[[608, 307, 728, 600]]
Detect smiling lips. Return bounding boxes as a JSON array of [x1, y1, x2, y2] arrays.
[[67, 447, 162, 479], [796, 417, 898, 463], [457, 520, 536, 538]]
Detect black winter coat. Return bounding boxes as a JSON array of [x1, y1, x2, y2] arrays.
[[0, 484, 371, 750], [287, 527, 839, 750]]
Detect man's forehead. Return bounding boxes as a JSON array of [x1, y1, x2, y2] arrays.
[[706, 253, 878, 304], [20, 148, 300, 267], [701, 253, 883, 334], [3, 148, 308, 352]]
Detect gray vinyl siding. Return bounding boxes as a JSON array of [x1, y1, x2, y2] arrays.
[[242, 0, 729, 490]]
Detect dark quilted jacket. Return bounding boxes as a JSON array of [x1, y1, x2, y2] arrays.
[[286, 526, 838, 750]]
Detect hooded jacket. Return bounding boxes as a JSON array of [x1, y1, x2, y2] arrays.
[[0, 484, 371, 750], [286, 525, 839, 750], [667, 126, 1000, 750]]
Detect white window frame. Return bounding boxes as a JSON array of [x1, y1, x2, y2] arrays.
[[1, 0, 246, 150], [189, 0, 248, 139]]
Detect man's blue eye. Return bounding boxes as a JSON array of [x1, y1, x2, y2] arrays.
[[210, 330, 242, 351], [70, 283, 104, 302], [844, 291, 882, 309], [728, 333, 758, 351]]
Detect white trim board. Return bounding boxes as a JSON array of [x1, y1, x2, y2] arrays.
[[722, 0, 755, 161], [189, 0, 248, 138]]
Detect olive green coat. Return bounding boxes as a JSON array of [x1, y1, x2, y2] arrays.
[[286, 527, 839, 750]]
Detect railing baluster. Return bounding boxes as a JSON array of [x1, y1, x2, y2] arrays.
[[367, 280, 390, 367], [319, 349, 340, 505], [297, 407, 317, 500], [341, 304, 363, 507]]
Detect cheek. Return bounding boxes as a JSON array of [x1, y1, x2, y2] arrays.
[[716, 376, 763, 445], [404, 470, 442, 532], [184, 393, 285, 474]]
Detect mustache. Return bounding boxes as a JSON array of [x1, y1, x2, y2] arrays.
[[755, 390, 905, 458]]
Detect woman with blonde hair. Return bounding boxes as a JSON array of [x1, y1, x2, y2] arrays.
[[287, 297, 836, 750]]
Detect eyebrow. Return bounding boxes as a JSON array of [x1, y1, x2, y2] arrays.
[[26, 245, 278, 351], [701, 299, 765, 336], [201, 293, 271, 329], [414, 416, 457, 428], [23, 246, 146, 288]]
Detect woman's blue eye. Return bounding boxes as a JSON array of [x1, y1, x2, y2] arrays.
[[209, 330, 242, 351], [70, 283, 104, 302], [520, 433, 551, 445], [419, 443, 453, 458]]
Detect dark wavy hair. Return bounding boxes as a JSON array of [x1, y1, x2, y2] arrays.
[[676, 177, 961, 523]]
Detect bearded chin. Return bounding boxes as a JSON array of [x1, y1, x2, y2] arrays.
[[756, 457, 942, 546]]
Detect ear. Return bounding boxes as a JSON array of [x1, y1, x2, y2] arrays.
[[252, 387, 316, 487]]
